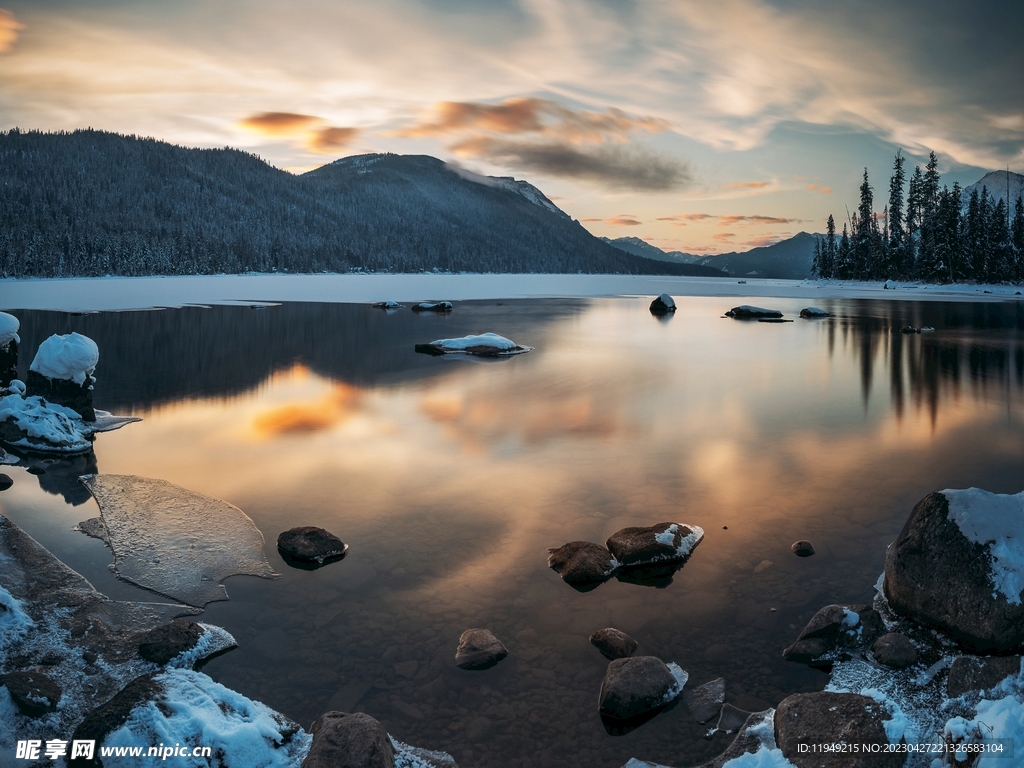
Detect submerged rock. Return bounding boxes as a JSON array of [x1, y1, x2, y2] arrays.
[[649, 294, 677, 314], [774, 691, 904, 767], [783, 603, 884, 665], [411, 301, 453, 313], [0, 473, 11, 491], [946, 654, 1024, 698], [547, 541, 618, 589], [870, 632, 918, 669], [414, 332, 531, 357], [683, 677, 725, 724], [899, 325, 921, 334], [791, 540, 815, 557], [725, 305, 783, 319], [278, 526, 349, 564], [137, 619, 205, 665], [303, 711, 394, 768], [884, 488, 1024, 652], [1, 670, 62, 716], [606, 522, 704, 567], [799, 307, 832, 318], [598, 656, 685, 724], [590, 628, 638, 660], [455, 628, 508, 670], [371, 301, 404, 309]]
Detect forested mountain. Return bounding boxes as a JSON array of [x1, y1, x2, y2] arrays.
[[0, 129, 714, 278], [604, 232, 818, 279]]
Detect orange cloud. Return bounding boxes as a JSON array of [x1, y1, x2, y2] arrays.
[[239, 111, 321, 136], [252, 383, 362, 436], [0, 9, 23, 54], [657, 213, 800, 227], [713, 232, 736, 241], [305, 126, 358, 152], [607, 214, 643, 226], [723, 180, 771, 190], [807, 184, 834, 194], [744, 233, 786, 247]]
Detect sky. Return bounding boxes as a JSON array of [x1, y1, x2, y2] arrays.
[[0, 0, 1021, 254]]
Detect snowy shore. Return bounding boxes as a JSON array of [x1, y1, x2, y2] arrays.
[[1, 273, 1023, 312]]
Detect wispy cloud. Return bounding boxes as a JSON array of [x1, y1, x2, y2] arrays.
[[722, 180, 771, 190], [806, 184, 833, 194], [656, 213, 801, 227], [0, 8, 23, 54], [306, 126, 358, 152], [605, 214, 643, 226], [240, 111, 359, 154]]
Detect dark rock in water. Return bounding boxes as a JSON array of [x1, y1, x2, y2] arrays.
[[884, 490, 1024, 652], [26, 370, 96, 421], [791, 540, 815, 557], [756, 317, 793, 323], [455, 628, 508, 670], [649, 294, 677, 314], [725, 305, 783, 319], [1, 671, 62, 716], [547, 541, 616, 589], [899, 325, 921, 334], [0, 338, 16, 388], [303, 711, 395, 768], [799, 307, 832, 318], [411, 301, 453, 313], [947, 655, 1024, 698], [783, 604, 884, 665], [137, 619, 205, 664], [278, 526, 349, 564], [590, 628, 638, 660], [689, 709, 772, 767], [371, 301, 404, 309], [775, 692, 904, 767], [683, 677, 725, 723], [26, 466, 46, 475], [598, 656, 682, 723], [781, 636, 833, 665], [83, 650, 98, 664], [871, 633, 918, 669], [606, 522, 704, 567], [71, 674, 163, 762], [0, 473, 11, 491]]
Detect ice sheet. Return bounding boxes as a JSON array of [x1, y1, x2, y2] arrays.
[[81, 474, 278, 606]]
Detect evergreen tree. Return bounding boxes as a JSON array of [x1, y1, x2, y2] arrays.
[[812, 237, 824, 278], [887, 150, 906, 276], [836, 223, 852, 279], [852, 169, 881, 279], [964, 188, 983, 280], [1013, 196, 1024, 282], [824, 214, 837, 278], [905, 165, 924, 278], [988, 197, 1013, 283]]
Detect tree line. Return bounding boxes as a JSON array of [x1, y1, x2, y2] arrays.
[[812, 151, 1024, 283]]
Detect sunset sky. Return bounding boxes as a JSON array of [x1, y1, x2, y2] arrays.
[[1, 0, 1021, 253]]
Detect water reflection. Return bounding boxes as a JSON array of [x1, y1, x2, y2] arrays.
[[3, 297, 1023, 768]]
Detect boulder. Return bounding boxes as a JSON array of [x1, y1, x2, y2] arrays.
[[303, 711, 395, 768], [410, 302, 453, 313], [783, 604, 884, 665], [371, 301, 404, 309], [725, 305, 783, 319], [683, 677, 725, 723], [277, 526, 349, 564], [649, 294, 677, 314], [791, 540, 815, 557], [455, 629, 507, 670], [799, 307, 832, 318], [0, 671, 62, 716], [589, 628, 637, 660], [598, 656, 684, 723], [547, 541, 617, 588], [72, 674, 163, 755], [25, 370, 96, 421], [870, 633, 917, 669], [27, 333, 100, 421], [414, 333, 528, 357], [137, 619, 204, 665], [606, 522, 704, 568], [947, 655, 1023, 698], [899, 325, 921, 334], [775, 692, 904, 768], [0, 474, 11, 491], [884, 489, 1024, 652]]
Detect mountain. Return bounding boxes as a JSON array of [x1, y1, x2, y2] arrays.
[[963, 170, 1024, 209], [604, 232, 819, 279], [597, 237, 727, 275], [0, 129, 718, 279]]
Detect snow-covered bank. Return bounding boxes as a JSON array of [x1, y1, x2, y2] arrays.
[[2, 274, 1023, 311]]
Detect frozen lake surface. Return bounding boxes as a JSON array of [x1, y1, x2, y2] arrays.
[[2, 291, 1024, 767]]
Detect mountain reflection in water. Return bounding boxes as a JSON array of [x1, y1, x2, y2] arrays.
[[4, 296, 1024, 768]]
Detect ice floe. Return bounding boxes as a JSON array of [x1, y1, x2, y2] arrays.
[[80, 474, 278, 606], [30, 332, 99, 385]]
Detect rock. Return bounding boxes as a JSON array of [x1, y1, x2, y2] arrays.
[[25, 370, 97, 421], [791, 540, 815, 557], [590, 628, 638, 660], [871, 633, 918, 669], [649, 294, 676, 314], [598, 656, 683, 723], [781, 636, 833, 665], [884, 489, 1024, 652], [455, 629, 508, 670], [606, 522, 704, 568], [547, 541, 617, 588], [753, 559, 773, 573], [410, 301, 453, 313], [799, 307, 832, 318], [0, 313, 17, 386], [0, 473, 11, 491], [947, 655, 1024, 698], [715, 703, 753, 733], [371, 301, 404, 309], [0, 671, 62, 716], [303, 711, 395, 768], [137, 619, 204, 664], [414, 333, 528, 357], [775, 692, 904, 767], [683, 677, 725, 723], [277, 526, 349, 564], [899, 325, 921, 334], [883, 279, 896, 289], [783, 604, 884, 664], [72, 674, 163, 754], [725, 305, 783, 319]]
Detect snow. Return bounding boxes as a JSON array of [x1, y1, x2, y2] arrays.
[[5, 274, 1024, 312], [430, 332, 518, 351], [841, 607, 860, 628], [0, 311, 19, 347], [662, 662, 689, 704], [103, 668, 310, 768], [799, 306, 830, 317], [943, 488, 1024, 605], [654, 524, 678, 547], [390, 738, 459, 768], [722, 747, 797, 768], [676, 525, 704, 559], [941, 664, 1024, 767], [29, 332, 99, 385], [861, 687, 911, 744], [80, 474, 278, 606], [166, 624, 237, 670], [0, 584, 33, 652], [0, 391, 93, 452]]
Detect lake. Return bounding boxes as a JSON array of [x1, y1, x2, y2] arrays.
[[4, 295, 1024, 768]]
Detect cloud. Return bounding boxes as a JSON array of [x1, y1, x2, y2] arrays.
[[744, 233, 785, 247], [306, 126, 358, 152], [239, 111, 321, 135], [0, 9, 22, 54], [713, 232, 736, 241], [451, 136, 691, 191], [656, 213, 800, 227], [723, 181, 771, 190], [606, 215, 643, 226], [807, 184, 833, 194]]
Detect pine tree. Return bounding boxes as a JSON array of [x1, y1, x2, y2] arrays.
[[887, 150, 906, 276], [852, 169, 880, 279], [1013, 196, 1024, 282], [836, 223, 852, 279], [824, 213, 837, 278], [905, 165, 923, 278]]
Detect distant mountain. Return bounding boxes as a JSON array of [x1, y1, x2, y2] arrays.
[[604, 232, 819, 279], [963, 170, 1024, 209], [0, 129, 714, 278], [597, 237, 727, 275]]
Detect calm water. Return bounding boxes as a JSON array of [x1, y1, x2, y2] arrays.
[[4, 296, 1024, 768]]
